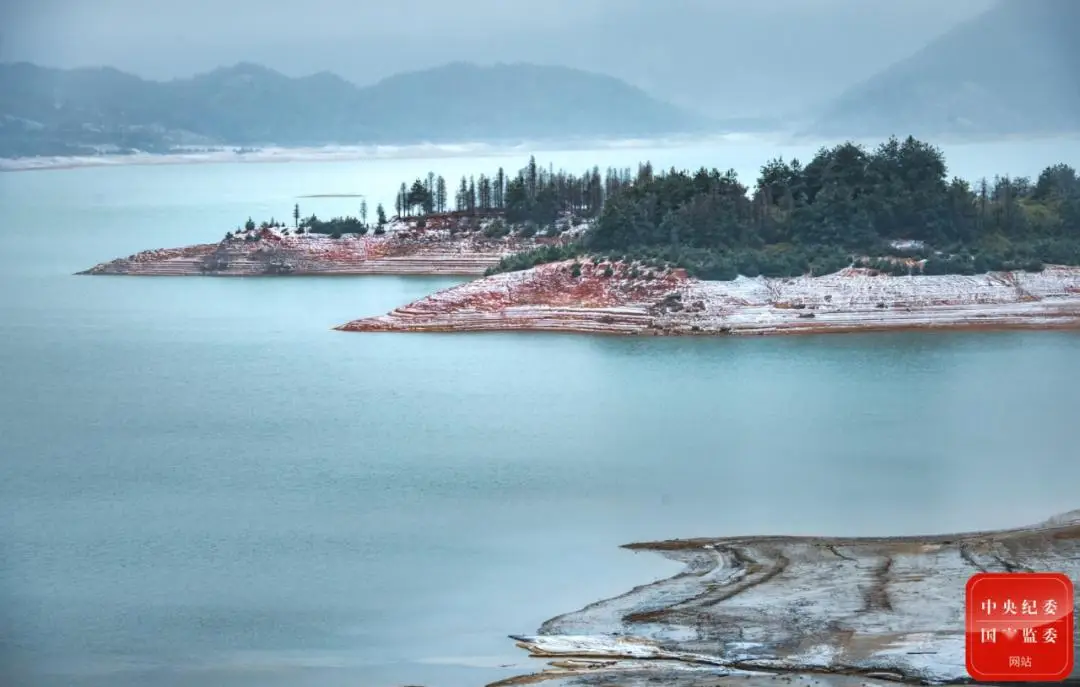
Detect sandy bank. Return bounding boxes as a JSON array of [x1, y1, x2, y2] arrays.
[[494, 509, 1080, 686], [336, 261, 1080, 336], [78, 218, 546, 277]]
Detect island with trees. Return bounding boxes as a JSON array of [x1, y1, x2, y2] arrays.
[[339, 136, 1080, 336]]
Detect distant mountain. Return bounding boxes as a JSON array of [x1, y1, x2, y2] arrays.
[[3, 0, 994, 122], [0, 61, 708, 158], [808, 0, 1080, 138]]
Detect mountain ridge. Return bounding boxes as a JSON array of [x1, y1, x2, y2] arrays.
[[809, 0, 1080, 137], [0, 61, 709, 158]]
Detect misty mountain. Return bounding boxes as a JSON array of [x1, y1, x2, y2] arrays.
[[809, 0, 1080, 138], [0, 61, 707, 157], [3, 0, 994, 121]]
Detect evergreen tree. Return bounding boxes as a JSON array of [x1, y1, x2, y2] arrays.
[[526, 156, 538, 199], [478, 174, 491, 210], [457, 176, 469, 212], [435, 176, 448, 213], [408, 178, 429, 215], [494, 167, 505, 208]]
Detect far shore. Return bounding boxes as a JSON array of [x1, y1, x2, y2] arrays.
[[0, 135, 760, 173], [6, 130, 1076, 174], [296, 193, 366, 198]]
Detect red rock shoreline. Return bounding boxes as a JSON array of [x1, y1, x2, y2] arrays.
[[336, 260, 1080, 337], [77, 219, 548, 277]]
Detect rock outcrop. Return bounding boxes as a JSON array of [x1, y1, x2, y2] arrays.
[[493, 509, 1080, 686], [77, 220, 547, 277], [337, 261, 1080, 336]]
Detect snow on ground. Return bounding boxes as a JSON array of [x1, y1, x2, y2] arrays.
[[341, 262, 1080, 334], [677, 267, 1080, 333]]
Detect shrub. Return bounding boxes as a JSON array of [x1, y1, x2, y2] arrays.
[[483, 220, 510, 238]]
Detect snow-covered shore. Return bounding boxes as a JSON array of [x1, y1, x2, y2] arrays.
[[337, 261, 1080, 336]]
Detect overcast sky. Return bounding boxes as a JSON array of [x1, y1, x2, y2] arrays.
[[1, 0, 996, 117]]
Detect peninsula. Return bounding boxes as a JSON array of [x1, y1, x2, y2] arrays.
[[493, 508, 1080, 686], [78, 215, 552, 277], [77, 164, 589, 276], [340, 137, 1080, 336], [336, 261, 1080, 336]]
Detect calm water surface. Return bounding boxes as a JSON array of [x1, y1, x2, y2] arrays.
[[2, 139, 1079, 687]]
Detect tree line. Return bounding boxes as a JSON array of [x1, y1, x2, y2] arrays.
[[489, 136, 1080, 279], [393, 156, 655, 226], [226, 201, 391, 241], [227, 136, 1080, 282]]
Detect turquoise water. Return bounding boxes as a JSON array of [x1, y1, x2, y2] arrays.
[[1, 143, 1079, 687]]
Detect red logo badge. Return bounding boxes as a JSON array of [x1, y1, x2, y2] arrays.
[[966, 572, 1074, 681]]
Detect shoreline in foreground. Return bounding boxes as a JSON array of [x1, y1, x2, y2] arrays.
[[336, 261, 1080, 337], [493, 508, 1080, 686]]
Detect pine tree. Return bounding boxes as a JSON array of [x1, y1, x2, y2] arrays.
[[457, 176, 468, 212], [359, 199, 368, 226], [468, 176, 476, 214], [408, 179, 428, 215], [526, 156, 538, 199], [376, 203, 387, 226], [293, 203, 300, 228], [477, 174, 490, 210], [435, 176, 448, 213], [494, 167, 505, 209]]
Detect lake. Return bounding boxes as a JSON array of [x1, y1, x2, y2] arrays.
[[1, 136, 1079, 687]]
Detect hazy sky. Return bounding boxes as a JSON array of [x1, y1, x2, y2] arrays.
[[1, 0, 996, 117]]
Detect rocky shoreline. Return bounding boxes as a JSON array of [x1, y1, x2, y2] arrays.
[[337, 260, 1080, 336], [493, 509, 1080, 686], [77, 218, 546, 277]]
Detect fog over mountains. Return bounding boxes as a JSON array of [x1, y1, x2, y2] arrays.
[[0, 61, 708, 157], [1, 0, 1077, 157], [810, 0, 1080, 137], [0, 0, 996, 118]]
